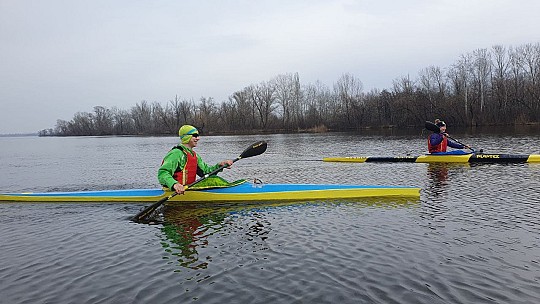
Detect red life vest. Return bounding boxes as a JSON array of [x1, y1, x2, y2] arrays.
[[172, 147, 198, 185], [428, 135, 448, 153]]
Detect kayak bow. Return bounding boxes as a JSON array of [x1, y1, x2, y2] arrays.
[[0, 182, 420, 203]]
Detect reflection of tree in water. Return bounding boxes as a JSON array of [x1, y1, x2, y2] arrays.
[[159, 204, 229, 270], [426, 163, 470, 194], [423, 163, 470, 225], [245, 212, 271, 241], [428, 163, 452, 185], [159, 202, 278, 270]]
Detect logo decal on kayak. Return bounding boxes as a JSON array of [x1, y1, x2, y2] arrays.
[[475, 154, 500, 158]]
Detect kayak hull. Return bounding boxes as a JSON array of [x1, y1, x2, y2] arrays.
[[323, 154, 540, 163], [0, 183, 420, 203]]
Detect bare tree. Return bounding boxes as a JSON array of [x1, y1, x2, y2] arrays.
[[492, 45, 510, 115], [247, 82, 277, 130], [195, 97, 217, 133], [519, 43, 540, 120], [447, 54, 472, 124], [111, 107, 134, 135], [169, 95, 189, 132], [419, 66, 446, 113], [152, 102, 175, 134], [471, 48, 492, 123], [71, 112, 95, 135], [93, 106, 114, 135], [334, 73, 364, 128], [272, 72, 305, 130], [391, 75, 420, 126], [131, 101, 153, 135], [230, 90, 255, 129]]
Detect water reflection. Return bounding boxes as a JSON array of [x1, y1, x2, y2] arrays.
[[158, 198, 420, 271], [159, 204, 227, 270], [422, 163, 472, 226], [426, 163, 470, 191], [158, 202, 278, 270]]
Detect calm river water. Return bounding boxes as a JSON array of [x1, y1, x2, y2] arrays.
[[1, 131, 539, 304]]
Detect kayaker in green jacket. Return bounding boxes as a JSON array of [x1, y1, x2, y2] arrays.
[[158, 125, 233, 194]]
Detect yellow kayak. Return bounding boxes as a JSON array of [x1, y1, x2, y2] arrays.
[[324, 153, 540, 163], [0, 182, 420, 203]]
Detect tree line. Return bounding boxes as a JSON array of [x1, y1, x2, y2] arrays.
[[39, 42, 540, 137]]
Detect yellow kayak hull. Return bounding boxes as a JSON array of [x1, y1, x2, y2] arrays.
[[323, 154, 540, 163], [0, 183, 420, 203]]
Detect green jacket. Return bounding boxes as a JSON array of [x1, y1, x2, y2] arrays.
[[157, 145, 223, 190]]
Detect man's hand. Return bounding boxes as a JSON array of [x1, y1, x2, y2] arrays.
[[220, 160, 234, 169], [172, 183, 185, 194]]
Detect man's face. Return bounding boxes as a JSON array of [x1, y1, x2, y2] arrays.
[[187, 134, 199, 148]]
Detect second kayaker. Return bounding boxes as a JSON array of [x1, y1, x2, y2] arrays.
[[427, 119, 471, 154]]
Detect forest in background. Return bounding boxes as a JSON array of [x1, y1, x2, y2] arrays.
[[39, 42, 540, 136]]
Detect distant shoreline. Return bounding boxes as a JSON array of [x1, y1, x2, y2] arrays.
[[0, 133, 38, 137], [3, 122, 540, 138]]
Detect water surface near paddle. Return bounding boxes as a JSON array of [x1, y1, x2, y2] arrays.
[[1, 132, 540, 303]]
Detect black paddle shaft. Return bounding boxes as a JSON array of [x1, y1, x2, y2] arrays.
[[132, 140, 268, 223]]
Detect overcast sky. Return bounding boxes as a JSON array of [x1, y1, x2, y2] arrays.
[[1, 0, 539, 134]]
